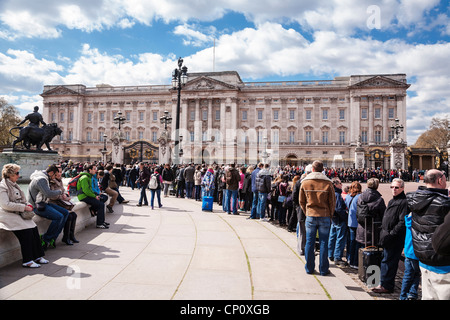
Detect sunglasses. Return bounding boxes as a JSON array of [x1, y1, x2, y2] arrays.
[[14, 172, 20, 176], [390, 186, 401, 189]]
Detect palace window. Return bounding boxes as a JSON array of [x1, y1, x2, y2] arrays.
[[322, 109, 328, 120], [339, 131, 346, 144], [289, 110, 295, 120], [289, 131, 295, 144], [273, 110, 279, 121], [242, 110, 247, 120], [375, 108, 381, 119], [305, 110, 312, 120], [305, 131, 312, 144], [100, 112, 105, 122], [215, 110, 220, 120], [339, 109, 345, 120], [388, 108, 395, 119], [375, 131, 382, 144], [361, 131, 368, 144], [139, 111, 144, 121], [322, 131, 329, 144], [361, 108, 368, 119], [258, 110, 263, 120]]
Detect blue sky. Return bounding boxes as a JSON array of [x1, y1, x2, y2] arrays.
[[0, 0, 449, 145]]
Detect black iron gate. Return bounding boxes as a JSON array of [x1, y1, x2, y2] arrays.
[[123, 141, 159, 164]]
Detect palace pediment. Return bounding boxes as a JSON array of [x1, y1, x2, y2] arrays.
[[183, 76, 239, 91], [350, 76, 410, 89], [41, 86, 81, 96]]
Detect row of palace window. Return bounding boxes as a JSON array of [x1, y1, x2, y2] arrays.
[[59, 127, 395, 146], [50, 106, 396, 124]]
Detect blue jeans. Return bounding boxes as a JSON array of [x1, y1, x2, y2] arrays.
[[380, 240, 404, 291], [400, 257, 421, 300], [328, 220, 347, 260], [186, 181, 194, 198], [347, 227, 360, 266], [81, 196, 106, 226], [250, 191, 259, 219], [139, 183, 148, 205], [150, 189, 162, 208], [202, 187, 214, 198], [35, 203, 69, 242], [305, 216, 331, 275], [226, 189, 238, 214], [257, 193, 267, 219], [222, 189, 229, 212]]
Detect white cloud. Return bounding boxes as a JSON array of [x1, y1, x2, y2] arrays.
[[0, 49, 64, 92]]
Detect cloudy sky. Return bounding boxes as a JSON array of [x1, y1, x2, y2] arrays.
[[0, 0, 449, 144]]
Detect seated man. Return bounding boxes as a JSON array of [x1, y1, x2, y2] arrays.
[[28, 164, 70, 249], [77, 164, 109, 229]]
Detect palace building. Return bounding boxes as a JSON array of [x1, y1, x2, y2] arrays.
[[41, 72, 410, 168]]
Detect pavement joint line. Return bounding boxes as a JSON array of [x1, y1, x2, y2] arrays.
[[87, 206, 164, 300], [217, 214, 255, 300], [256, 220, 332, 300], [170, 209, 198, 300]]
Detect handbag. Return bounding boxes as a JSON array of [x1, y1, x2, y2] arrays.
[[277, 195, 286, 203], [36, 201, 47, 211], [55, 198, 75, 211]]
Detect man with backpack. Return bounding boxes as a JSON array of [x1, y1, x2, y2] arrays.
[[255, 163, 272, 220], [149, 168, 163, 210]]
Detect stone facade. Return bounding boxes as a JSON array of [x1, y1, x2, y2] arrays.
[[41, 72, 410, 168]]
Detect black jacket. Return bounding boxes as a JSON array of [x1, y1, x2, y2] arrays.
[[356, 188, 386, 246], [379, 192, 407, 248], [407, 186, 450, 266], [332, 186, 347, 225]]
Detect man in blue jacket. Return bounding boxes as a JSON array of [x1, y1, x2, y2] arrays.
[[248, 163, 263, 220]]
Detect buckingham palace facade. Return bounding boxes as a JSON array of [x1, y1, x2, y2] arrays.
[[41, 72, 410, 168]]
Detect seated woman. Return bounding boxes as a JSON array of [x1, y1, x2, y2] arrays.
[[0, 163, 48, 268]]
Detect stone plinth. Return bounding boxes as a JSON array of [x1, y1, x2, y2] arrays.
[[0, 149, 60, 183], [390, 142, 407, 170]]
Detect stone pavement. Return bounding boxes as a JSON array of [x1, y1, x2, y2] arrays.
[[0, 186, 378, 301]]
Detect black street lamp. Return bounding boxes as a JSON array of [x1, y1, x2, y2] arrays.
[[160, 110, 172, 131], [114, 111, 126, 131], [103, 133, 107, 151], [172, 57, 188, 164]]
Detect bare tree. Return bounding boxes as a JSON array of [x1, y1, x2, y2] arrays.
[[414, 116, 450, 150], [0, 98, 22, 146]]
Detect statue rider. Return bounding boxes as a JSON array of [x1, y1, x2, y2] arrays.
[[17, 106, 46, 128]]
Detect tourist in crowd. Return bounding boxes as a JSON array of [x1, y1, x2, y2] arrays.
[[136, 162, 151, 206], [256, 163, 272, 220], [225, 163, 241, 215], [77, 164, 109, 229], [28, 164, 69, 249], [184, 163, 195, 199], [344, 181, 362, 268], [407, 169, 450, 300], [176, 165, 186, 198], [238, 167, 246, 212], [99, 165, 119, 213], [242, 166, 253, 213], [149, 168, 163, 210], [48, 166, 79, 245], [194, 165, 202, 201], [201, 167, 215, 198], [300, 160, 336, 276], [277, 174, 290, 226], [355, 178, 386, 249], [400, 211, 421, 300], [248, 163, 263, 220], [0, 164, 47, 268], [372, 178, 407, 294], [162, 163, 174, 197], [328, 177, 348, 267]]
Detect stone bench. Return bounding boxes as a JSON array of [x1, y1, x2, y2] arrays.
[[0, 197, 109, 268]]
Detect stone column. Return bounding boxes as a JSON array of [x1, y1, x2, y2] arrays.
[[368, 96, 374, 144], [390, 143, 407, 170], [354, 139, 365, 169]]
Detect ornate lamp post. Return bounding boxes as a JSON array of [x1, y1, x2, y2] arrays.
[[101, 133, 108, 164], [114, 111, 126, 132], [179, 135, 184, 164], [112, 111, 127, 164], [160, 110, 172, 131], [172, 57, 188, 165]]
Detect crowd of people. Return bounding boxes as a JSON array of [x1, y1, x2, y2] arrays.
[[0, 159, 448, 300]]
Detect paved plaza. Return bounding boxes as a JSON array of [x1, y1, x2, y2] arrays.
[[0, 181, 426, 301]]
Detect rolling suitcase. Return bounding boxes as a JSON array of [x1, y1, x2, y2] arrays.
[[358, 217, 383, 283], [202, 196, 214, 212]]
